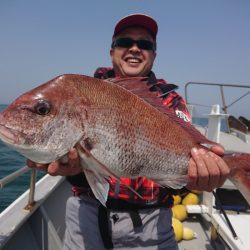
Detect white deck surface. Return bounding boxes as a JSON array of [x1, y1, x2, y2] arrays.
[[211, 212, 250, 250]]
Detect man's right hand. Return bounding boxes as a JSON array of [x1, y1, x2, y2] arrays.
[[27, 148, 82, 176]]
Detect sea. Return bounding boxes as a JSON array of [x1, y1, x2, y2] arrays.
[[0, 104, 228, 213]]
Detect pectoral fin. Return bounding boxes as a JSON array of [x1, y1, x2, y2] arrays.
[[83, 169, 109, 207], [76, 145, 111, 206]]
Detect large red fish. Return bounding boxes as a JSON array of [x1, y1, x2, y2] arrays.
[[0, 74, 249, 205]]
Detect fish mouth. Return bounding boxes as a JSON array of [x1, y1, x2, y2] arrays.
[[0, 125, 24, 145]]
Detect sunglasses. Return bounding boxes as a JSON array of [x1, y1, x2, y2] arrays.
[[111, 37, 156, 51]]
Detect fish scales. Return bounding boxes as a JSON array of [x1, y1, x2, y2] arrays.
[[78, 77, 195, 178]]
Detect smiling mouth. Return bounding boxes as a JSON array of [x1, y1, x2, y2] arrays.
[[125, 57, 142, 64]]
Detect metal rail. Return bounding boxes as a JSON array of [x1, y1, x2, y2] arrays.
[[184, 82, 250, 115], [0, 166, 37, 210], [0, 166, 30, 188]]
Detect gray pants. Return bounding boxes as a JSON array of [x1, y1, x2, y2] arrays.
[[63, 195, 179, 250]]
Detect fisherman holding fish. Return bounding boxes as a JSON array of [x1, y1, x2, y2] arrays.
[[24, 14, 231, 250]]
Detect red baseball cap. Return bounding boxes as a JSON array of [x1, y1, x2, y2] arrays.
[[113, 14, 158, 40]]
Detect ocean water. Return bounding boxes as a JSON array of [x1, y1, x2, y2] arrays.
[[0, 140, 29, 212], [0, 104, 227, 213]]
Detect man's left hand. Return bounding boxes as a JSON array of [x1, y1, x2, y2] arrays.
[[186, 145, 230, 192]]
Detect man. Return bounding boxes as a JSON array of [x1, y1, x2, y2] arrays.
[[28, 14, 229, 249]]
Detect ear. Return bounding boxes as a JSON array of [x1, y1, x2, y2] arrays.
[[110, 48, 114, 57], [152, 51, 157, 63]]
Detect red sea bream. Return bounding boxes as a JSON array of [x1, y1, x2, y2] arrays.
[[0, 74, 250, 205]]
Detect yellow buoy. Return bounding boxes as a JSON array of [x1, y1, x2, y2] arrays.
[[171, 204, 188, 221], [182, 192, 200, 205], [182, 227, 197, 240], [173, 195, 182, 205], [172, 217, 183, 242]]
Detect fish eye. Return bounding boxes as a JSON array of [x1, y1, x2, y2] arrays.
[[34, 100, 51, 115]]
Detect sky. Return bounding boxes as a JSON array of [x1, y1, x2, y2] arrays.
[[0, 0, 249, 117]]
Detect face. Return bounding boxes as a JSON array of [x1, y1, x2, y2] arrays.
[[110, 27, 156, 77]]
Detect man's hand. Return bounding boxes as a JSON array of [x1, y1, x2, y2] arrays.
[[27, 148, 82, 176], [186, 145, 230, 192]]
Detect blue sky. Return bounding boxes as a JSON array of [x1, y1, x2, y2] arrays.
[[0, 0, 249, 117]]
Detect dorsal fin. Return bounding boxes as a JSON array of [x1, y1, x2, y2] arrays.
[[106, 77, 217, 146]]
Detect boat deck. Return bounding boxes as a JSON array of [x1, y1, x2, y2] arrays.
[[178, 214, 215, 250]]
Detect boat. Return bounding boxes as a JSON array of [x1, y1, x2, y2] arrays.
[[179, 82, 250, 250], [0, 82, 249, 250]]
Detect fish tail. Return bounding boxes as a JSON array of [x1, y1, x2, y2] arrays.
[[224, 153, 250, 205]]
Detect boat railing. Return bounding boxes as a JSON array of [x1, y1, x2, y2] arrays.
[[184, 81, 250, 134], [185, 81, 250, 114], [0, 167, 37, 211]]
